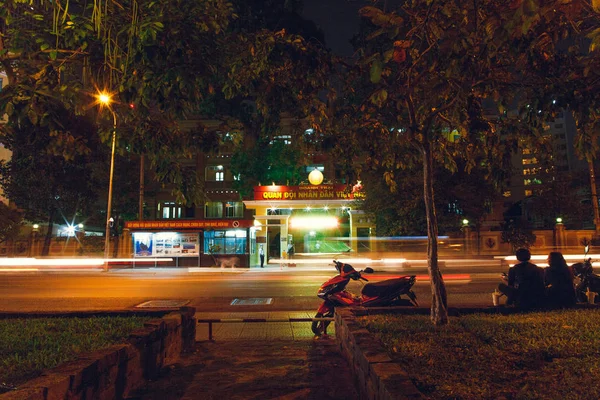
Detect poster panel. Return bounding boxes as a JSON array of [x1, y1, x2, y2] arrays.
[[134, 232, 199, 257], [177, 233, 200, 257], [133, 232, 154, 257]]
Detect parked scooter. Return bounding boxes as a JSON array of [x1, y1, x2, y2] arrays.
[[311, 260, 418, 336], [572, 250, 600, 304]]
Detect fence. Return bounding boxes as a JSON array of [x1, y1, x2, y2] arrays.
[[196, 317, 335, 340]]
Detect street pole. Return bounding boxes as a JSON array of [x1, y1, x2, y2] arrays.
[[104, 110, 117, 268]]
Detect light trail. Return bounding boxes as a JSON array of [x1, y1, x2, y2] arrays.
[[496, 254, 600, 268], [0, 257, 174, 270]]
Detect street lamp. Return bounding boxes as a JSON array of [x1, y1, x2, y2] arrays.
[[97, 91, 117, 263]]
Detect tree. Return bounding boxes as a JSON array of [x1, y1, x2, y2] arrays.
[[332, 2, 513, 324], [0, 0, 237, 213], [523, 170, 593, 229], [0, 201, 22, 245], [511, 0, 600, 237], [331, 1, 585, 325], [501, 218, 537, 251], [360, 161, 501, 236], [0, 111, 102, 255]]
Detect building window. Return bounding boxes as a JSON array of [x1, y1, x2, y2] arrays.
[[525, 190, 533, 196], [271, 135, 292, 145], [522, 157, 538, 165], [503, 191, 511, 198], [205, 201, 223, 218], [204, 229, 247, 254], [224, 201, 243, 218], [160, 202, 182, 219], [206, 165, 225, 182], [523, 167, 540, 175], [305, 164, 324, 173], [525, 178, 542, 186]]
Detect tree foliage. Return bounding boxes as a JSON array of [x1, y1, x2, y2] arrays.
[[0, 201, 22, 244], [331, 0, 600, 325]]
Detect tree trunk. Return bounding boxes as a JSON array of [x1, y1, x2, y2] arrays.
[[112, 235, 119, 258], [42, 211, 55, 256], [422, 141, 448, 325], [588, 159, 600, 238], [139, 154, 144, 221]]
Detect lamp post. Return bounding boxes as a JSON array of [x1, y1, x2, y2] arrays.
[[462, 219, 471, 255], [29, 224, 39, 257], [98, 92, 117, 265]]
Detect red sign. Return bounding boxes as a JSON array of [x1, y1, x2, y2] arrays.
[[125, 220, 253, 230], [253, 184, 365, 201]]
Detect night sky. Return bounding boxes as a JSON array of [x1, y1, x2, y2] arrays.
[[302, 0, 366, 56]]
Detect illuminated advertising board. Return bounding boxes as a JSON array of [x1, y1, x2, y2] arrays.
[[133, 232, 200, 257], [125, 220, 253, 229], [253, 184, 365, 201]]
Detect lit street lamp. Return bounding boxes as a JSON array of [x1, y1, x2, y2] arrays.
[[97, 92, 117, 264]]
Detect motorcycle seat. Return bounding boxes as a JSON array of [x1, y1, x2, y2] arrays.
[[362, 277, 413, 297]]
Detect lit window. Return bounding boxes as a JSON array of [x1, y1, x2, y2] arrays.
[[206, 165, 225, 182], [161, 202, 182, 219], [503, 191, 511, 198], [271, 135, 292, 145], [522, 157, 538, 165], [522, 149, 531, 155], [204, 229, 247, 255], [205, 202, 223, 218], [305, 165, 324, 173], [225, 202, 243, 218], [525, 190, 533, 196]]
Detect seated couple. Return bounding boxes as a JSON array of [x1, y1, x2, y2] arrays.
[[498, 248, 577, 309]]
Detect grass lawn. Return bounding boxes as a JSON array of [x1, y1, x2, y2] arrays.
[[0, 316, 150, 388], [358, 309, 600, 400]]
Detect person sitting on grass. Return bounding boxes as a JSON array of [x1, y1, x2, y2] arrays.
[[498, 248, 546, 309], [545, 251, 577, 308]]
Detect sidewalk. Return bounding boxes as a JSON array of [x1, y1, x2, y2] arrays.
[[129, 311, 359, 400], [129, 339, 358, 400]]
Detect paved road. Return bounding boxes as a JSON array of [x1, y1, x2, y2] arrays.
[[0, 266, 500, 312]]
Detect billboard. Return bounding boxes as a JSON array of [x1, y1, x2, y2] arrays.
[[133, 232, 199, 257]]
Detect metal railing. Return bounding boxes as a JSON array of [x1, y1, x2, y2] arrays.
[[196, 317, 335, 340]]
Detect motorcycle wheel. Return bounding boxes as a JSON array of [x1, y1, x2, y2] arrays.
[[311, 312, 332, 336]]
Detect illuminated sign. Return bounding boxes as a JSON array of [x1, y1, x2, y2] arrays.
[[290, 216, 338, 229], [133, 232, 200, 258], [125, 220, 253, 229], [253, 185, 365, 201]]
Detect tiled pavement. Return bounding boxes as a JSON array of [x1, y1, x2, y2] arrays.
[[195, 311, 335, 341], [129, 312, 355, 400]]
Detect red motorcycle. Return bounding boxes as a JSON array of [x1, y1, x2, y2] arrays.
[[311, 260, 419, 336]]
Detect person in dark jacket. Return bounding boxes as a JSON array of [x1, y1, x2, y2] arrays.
[[545, 251, 577, 308], [498, 248, 546, 308]]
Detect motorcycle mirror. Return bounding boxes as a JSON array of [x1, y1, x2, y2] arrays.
[[364, 267, 374, 273]]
